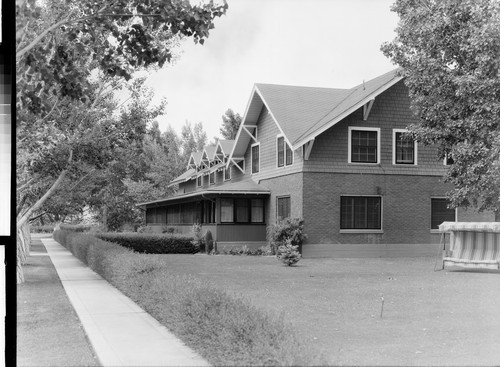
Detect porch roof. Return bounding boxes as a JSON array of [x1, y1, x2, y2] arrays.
[[137, 179, 270, 207]]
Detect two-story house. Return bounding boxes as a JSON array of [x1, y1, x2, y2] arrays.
[[138, 69, 495, 256]]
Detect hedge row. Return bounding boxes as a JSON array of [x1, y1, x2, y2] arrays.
[[52, 229, 322, 366], [59, 223, 94, 232], [94, 232, 197, 254], [30, 225, 55, 233]]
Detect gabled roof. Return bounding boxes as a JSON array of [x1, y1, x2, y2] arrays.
[[217, 140, 235, 155], [188, 151, 203, 169], [229, 68, 403, 158], [203, 145, 216, 161], [168, 168, 196, 187]]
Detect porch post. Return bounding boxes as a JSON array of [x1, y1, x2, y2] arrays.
[[215, 197, 221, 243]]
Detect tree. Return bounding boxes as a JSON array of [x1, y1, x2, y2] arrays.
[[219, 108, 242, 140], [16, 0, 227, 281], [381, 0, 500, 213]]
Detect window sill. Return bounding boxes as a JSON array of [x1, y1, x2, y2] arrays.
[[340, 229, 384, 234]]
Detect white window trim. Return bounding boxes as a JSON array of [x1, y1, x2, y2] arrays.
[[209, 171, 216, 185], [339, 195, 384, 233], [430, 197, 458, 233], [251, 142, 260, 174], [196, 175, 202, 187], [443, 152, 453, 166], [348, 126, 381, 164], [392, 129, 418, 165]]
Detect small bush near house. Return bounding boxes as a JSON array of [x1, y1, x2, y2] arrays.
[[276, 239, 302, 266], [267, 217, 307, 254], [53, 229, 322, 366], [191, 223, 205, 253], [205, 230, 214, 253], [94, 232, 197, 254]]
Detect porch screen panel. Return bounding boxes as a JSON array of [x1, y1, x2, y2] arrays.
[[157, 207, 166, 224], [251, 199, 264, 223], [221, 199, 234, 222], [180, 202, 197, 224], [167, 205, 180, 224], [236, 199, 249, 222]]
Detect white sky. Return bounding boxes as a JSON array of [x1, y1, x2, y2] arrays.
[[145, 0, 400, 141]]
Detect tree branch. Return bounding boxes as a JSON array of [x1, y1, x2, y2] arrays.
[[17, 149, 74, 229]]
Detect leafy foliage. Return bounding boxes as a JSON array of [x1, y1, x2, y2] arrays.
[[381, 0, 500, 212], [219, 108, 242, 140], [95, 232, 197, 254], [267, 218, 307, 254], [53, 230, 320, 366], [276, 239, 302, 266]]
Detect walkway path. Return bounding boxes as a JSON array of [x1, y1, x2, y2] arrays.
[[41, 238, 209, 367]]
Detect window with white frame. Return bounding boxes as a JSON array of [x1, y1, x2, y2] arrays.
[[348, 127, 380, 164], [209, 171, 215, 185], [393, 129, 417, 165], [197, 175, 202, 187], [277, 135, 293, 167], [251, 143, 260, 174], [341, 196, 382, 230]]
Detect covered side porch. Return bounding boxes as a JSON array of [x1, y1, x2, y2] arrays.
[[137, 180, 271, 249]]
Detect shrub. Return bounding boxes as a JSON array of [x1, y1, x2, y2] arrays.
[[220, 245, 273, 256], [52, 229, 323, 366], [94, 232, 197, 254], [267, 218, 307, 254], [59, 223, 93, 232], [191, 223, 204, 253], [276, 239, 302, 266], [137, 225, 176, 234], [205, 230, 214, 254], [30, 225, 55, 233]]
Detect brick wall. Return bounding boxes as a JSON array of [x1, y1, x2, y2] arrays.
[[302, 172, 455, 244], [259, 172, 303, 225]]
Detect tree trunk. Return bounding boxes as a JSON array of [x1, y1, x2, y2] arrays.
[[17, 222, 31, 284], [17, 168, 69, 230]]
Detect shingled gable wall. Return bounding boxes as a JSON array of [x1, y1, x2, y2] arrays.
[[300, 80, 495, 246]]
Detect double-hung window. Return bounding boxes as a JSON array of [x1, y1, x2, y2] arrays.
[[341, 196, 382, 230], [224, 166, 231, 181], [209, 171, 215, 185], [393, 129, 417, 165], [251, 143, 260, 174], [277, 196, 291, 221], [348, 127, 380, 164], [220, 198, 265, 223], [277, 136, 293, 167]]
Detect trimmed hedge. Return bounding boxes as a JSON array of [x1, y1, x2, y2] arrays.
[[30, 225, 55, 233], [59, 223, 93, 232], [52, 229, 323, 366], [94, 232, 197, 254]]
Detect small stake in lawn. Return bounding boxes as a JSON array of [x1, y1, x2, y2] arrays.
[[380, 296, 385, 319]]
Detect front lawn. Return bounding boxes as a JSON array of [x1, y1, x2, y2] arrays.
[[159, 254, 500, 366]]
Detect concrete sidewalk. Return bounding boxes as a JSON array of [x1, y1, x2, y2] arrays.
[[42, 238, 210, 367]]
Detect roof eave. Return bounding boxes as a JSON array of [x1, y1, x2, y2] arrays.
[[292, 76, 404, 149]]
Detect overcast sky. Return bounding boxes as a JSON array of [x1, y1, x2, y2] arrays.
[[145, 0, 400, 141]]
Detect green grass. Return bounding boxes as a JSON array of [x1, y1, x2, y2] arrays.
[[155, 254, 500, 366], [53, 230, 324, 366]]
